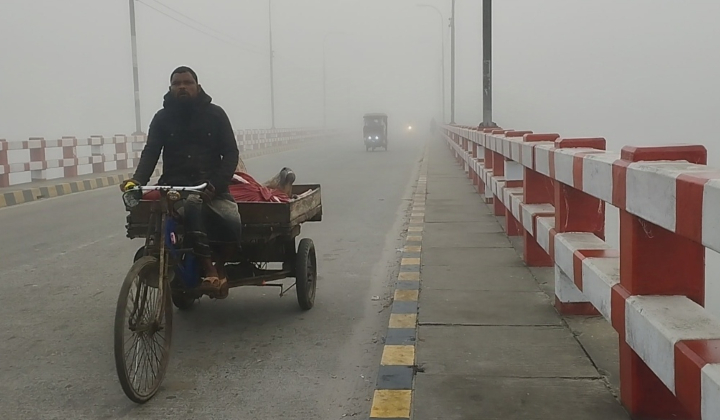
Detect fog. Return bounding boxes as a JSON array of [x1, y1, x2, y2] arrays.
[[0, 0, 451, 139], [3, 1, 720, 311]]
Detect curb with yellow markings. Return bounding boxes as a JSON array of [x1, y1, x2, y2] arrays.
[[369, 145, 428, 420], [0, 141, 313, 209]]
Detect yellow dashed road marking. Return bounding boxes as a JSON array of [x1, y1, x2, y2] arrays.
[[408, 226, 423, 232], [401, 258, 420, 266], [389, 313, 417, 329], [394, 289, 419, 301], [406, 236, 422, 242], [370, 390, 412, 418], [381, 345, 415, 366], [403, 245, 421, 253], [398, 272, 420, 281]]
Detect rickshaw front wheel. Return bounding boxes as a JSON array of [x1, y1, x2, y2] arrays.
[[114, 256, 173, 403]]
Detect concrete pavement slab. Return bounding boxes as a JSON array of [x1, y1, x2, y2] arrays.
[[566, 316, 622, 394], [418, 290, 561, 326], [420, 265, 540, 292], [417, 325, 597, 377], [413, 375, 630, 420], [425, 196, 488, 209], [424, 230, 510, 248], [424, 221, 503, 238], [428, 183, 477, 195], [422, 247, 525, 267], [425, 206, 498, 223]]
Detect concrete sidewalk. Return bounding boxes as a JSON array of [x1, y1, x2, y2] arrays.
[[411, 139, 631, 419]]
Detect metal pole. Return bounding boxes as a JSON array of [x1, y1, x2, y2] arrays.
[[482, 0, 495, 127], [450, 0, 456, 124], [128, 0, 142, 135], [268, 0, 276, 129]]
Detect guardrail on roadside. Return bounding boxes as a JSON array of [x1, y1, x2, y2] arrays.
[[443, 123, 720, 420], [0, 128, 334, 188]]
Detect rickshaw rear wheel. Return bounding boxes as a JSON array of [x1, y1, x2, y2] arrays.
[[114, 256, 173, 403], [295, 238, 317, 311]]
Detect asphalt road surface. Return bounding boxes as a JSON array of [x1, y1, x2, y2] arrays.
[[0, 132, 426, 419]]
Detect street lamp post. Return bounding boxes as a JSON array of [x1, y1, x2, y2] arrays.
[[128, 0, 142, 135], [417, 4, 446, 124], [450, 0, 456, 124], [480, 0, 496, 128]]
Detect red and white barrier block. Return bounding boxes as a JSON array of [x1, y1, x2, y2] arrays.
[[0, 135, 145, 187], [0, 128, 334, 188], [443, 124, 720, 420]]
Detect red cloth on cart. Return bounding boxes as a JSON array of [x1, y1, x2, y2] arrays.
[[228, 172, 290, 203], [140, 172, 290, 203]]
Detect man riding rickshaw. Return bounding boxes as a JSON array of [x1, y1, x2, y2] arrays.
[[120, 66, 297, 299]]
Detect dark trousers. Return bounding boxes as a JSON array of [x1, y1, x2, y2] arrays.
[[181, 192, 242, 258]]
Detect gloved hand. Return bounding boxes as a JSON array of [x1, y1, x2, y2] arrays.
[[120, 179, 140, 192], [200, 182, 216, 202]]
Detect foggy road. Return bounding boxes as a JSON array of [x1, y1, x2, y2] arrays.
[[0, 134, 425, 419]]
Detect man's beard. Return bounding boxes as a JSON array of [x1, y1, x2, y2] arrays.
[[173, 94, 196, 113]]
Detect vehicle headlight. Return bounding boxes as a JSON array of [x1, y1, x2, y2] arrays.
[[375, 136, 379, 139]]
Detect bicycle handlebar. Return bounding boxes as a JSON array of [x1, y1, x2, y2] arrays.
[[127, 183, 208, 192]]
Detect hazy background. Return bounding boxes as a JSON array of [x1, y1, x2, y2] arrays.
[[2, 0, 720, 312]]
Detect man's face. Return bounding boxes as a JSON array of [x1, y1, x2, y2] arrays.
[[170, 72, 199, 100]]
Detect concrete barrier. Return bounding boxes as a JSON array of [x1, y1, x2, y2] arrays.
[[443, 123, 720, 420], [0, 128, 334, 188]]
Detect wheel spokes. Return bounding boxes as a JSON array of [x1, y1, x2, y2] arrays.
[[121, 263, 168, 398]]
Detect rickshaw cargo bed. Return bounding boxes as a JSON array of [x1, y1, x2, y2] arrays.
[[125, 184, 322, 240], [237, 184, 322, 226]]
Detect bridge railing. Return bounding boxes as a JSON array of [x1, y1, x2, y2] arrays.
[[443, 124, 720, 420], [0, 128, 334, 188]]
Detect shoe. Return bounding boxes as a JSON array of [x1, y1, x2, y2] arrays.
[[279, 167, 295, 186]]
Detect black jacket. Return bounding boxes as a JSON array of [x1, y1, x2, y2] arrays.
[[132, 89, 239, 193]]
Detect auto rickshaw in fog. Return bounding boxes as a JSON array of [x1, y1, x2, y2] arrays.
[[363, 113, 388, 151]]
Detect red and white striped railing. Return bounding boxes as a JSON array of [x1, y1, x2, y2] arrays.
[[0, 128, 334, 188], [443, 124, 720, 420]]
